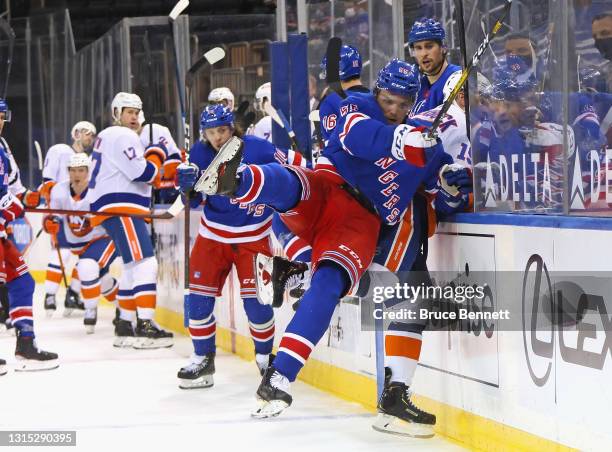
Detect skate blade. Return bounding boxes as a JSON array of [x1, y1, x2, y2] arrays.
[[14, 358, 59, 372], [0, 364, 6, 376], [45, 309, 55, 318], [251, 399, 289, 419], [85, 325, 95, 334], [132, 337, 174, 349], [113, 336, 135, 348], [62, 308, 74, 318], [178, 375, 214, 389], [372, 413, 435, 439]]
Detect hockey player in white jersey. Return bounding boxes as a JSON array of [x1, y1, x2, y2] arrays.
[[89, 92, 173, 348], [248, 82, 272, 142], [41, 121, 97, 316], [45, 153, 119, 333]]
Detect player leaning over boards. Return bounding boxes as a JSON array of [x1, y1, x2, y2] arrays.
[[409, 17, 462, 116], [88, 92, 173, 349], [44, 153, 119, 334], [195, 60, 454, 418], [175, 104, 307, 389], [41, 120, 97, 317], [0, 98, 58, 375]]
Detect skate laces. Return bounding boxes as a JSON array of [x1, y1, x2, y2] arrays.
[[403, 387, 428, 415], [270, 370, 290, 393]]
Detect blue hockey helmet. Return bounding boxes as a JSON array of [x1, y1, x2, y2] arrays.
[[408, 18, 446, 47], [200, 104, 234, 130], [0, 98, 11, 122], [320, 44, 363, 81], [375, 59, 420, 97]]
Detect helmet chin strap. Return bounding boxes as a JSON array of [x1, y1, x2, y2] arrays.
[[423, 58, 446, 78]]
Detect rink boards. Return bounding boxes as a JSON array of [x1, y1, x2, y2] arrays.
[[23, 210, 612, 451]]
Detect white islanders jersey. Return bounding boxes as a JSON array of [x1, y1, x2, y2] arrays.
[[249, 116, 272, 142], [139, 123, 180, 159], [43, 143, 75, 183], [50, 180, 108, 253], [88, 126, 156, 218]]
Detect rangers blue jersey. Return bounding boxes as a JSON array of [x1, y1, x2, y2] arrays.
[[319, 86, 371, 145], [320, 93, 452, 225], [410, 63, 461, 116], [189, 135, 305, 243]]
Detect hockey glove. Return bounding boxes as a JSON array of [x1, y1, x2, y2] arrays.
[[22, 189, 41, 208], [435, 164, 473, 216], [0, 192, 24, 222], [176, 162, 199, 192], [144, 143, 168, 171], [43, 215, 61, 235]]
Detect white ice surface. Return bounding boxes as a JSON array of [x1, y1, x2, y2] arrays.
[[0, 286, 465, 452]]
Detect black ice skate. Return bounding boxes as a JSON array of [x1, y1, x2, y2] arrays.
[[251, 366, 292, 418], [112, 308, 120, 326], [0, 358, 6, 376], [44, 294, 57, 317], [194, 136, 243, 196], [84, 308, 97, 334], [63, 288, 83, 317], [372, 371, 436, 438], [14, 333, 59, 372], [0, 306, 7, 333], [255, 353, 275, 376], [133, 319, 173, 349], [177, 353, 215, 389], [255, 254, 309, 308], [113, 318, 135, 348]]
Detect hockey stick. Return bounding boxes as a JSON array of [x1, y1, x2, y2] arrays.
[[263, 100, 300, 152], [142, 30, 158, 245], [25, 195, 184, 220], [183, 45, 225, 327], [169, 0, 189, 150], [325, 37, 345, 99], [428, 0, 512, 138], [34, 140, 43, 171]]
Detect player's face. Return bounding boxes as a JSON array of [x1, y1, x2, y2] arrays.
[[592, 16, 612, 40], [77, 131, 96, 150], [120, 107, 141, 131], [69, 167, 89, 186], [204, 125, 234, 151], [376, 90, 413, 125], [0, 112, 5, 135], [412, 40, 445, 75]]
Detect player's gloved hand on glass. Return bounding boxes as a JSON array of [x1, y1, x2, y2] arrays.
[[176, 162, 199, 192], [43, 215, 61, 235], [440, 164, 473, 195]]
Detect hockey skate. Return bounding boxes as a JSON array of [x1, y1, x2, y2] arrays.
[[63, 288, 83, 317], [0, 358, 6, 376], [255, 353, 275, 376], [372, 369, 436, 438], [194, 136, 243, 195], [84, 308, 97, 334], [113, 318, 135, 348], [254, 254, 310, 308], [251, 366, 292, 418], [14, 333, 59, 372], [0, 306, 6, 333], [44, 294, 57, 317], [133, 319, 173, 349], [177, 353, 215, 389]]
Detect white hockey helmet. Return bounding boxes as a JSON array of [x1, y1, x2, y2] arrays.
[[208, 87, 235, 111], [442, 70, 463, 103], [111, 92, 143, 122], [71, 121, 97, 141], [67, 152, 91, 170], [254, 82, 271, 112]]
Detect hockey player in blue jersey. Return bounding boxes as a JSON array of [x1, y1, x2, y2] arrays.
[[175, 104, 306, 389], [408, 17, 462, 116], [194, 58, 454, 420], [0, 99, 58, 375], [318, 44, 371, 146]]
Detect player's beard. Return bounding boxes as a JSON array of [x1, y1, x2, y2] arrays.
[[422, 58, 445, 77]]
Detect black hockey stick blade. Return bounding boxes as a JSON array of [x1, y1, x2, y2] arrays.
[[428, 0, 512, 138], [326, 37, 346, 99]]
